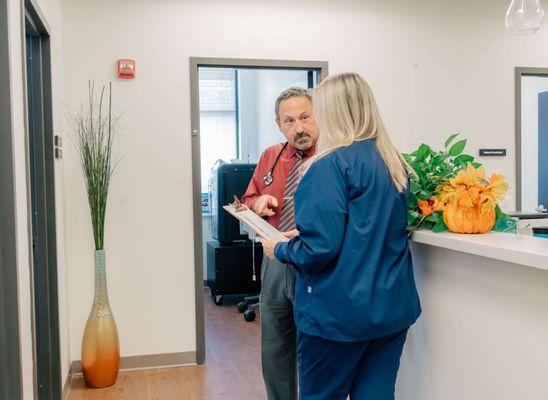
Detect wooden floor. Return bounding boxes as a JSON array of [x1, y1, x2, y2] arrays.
[[67, 289, 265, 400]]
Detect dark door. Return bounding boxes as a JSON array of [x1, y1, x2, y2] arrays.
[[538, 91, 548, 208], [25, 5, 61, 399]]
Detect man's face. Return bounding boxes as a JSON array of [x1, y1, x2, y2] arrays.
[[276, 96, 319, 151]]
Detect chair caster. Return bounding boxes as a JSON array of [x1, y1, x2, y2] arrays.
[[213, 295, 224, 306], [244, 309, 256, 322], [237, 301, 248, 313]]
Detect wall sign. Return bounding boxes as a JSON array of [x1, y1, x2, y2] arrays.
[[479, 149, 506, 157]]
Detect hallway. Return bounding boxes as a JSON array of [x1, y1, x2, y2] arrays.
[[67, 289, 265, 399]]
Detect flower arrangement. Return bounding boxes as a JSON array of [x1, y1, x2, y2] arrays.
[[404, 134, 509, 233], [436, 165, 509, 233]]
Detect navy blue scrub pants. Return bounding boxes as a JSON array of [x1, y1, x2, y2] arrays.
[[297, 328, 409, 400]]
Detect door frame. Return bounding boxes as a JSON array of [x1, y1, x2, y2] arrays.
[[189, 57, 328, 364], [514, 67, 548, 211], [0, 1, 23, 398]]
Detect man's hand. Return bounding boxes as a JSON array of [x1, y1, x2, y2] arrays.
[[262, 238, 280, 260], [281, 229, 299, 239], [235, 203, 247, 212], [251, 195, 278, 217]]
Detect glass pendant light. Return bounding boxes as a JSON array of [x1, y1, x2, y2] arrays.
[[505, 0, 544, 34]]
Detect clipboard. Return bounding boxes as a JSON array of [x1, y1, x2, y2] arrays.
[[223, 198, 289, 243]]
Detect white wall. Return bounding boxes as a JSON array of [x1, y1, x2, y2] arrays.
[[60, 0, 548, 361], [239, 69, 259, 162], [399, 243, 548, 399], [239, 69, 308, 163], [521, 75, 548, 211], [6, 0, 70, 396], [255, 70, 308, 153]]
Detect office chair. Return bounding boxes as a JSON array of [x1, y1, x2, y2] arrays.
[[237, 295, 259, 322], [232, 230, 260, 322]]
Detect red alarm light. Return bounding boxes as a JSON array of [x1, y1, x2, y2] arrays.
[[117, 59, 135, 79]]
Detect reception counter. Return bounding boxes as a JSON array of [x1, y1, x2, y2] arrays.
[[396, 231, 548, 399]]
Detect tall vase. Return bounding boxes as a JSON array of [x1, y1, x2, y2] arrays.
[[81, 249, 120, 388]]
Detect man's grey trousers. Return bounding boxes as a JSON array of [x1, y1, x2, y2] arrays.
[[260, 256, 297, 400]]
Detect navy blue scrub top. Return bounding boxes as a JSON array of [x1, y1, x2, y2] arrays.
[[275, 139, 421, 342]]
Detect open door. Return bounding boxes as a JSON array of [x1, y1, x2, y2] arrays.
[[24, 2, 61, 399], [189, 57, 328, 364]]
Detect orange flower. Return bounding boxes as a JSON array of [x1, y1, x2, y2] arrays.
[[435, 165, 508, 234], [487, 173, 509, 199], [431, 197, 444, 211], [450, 164, 487, 188], [418, 199, 433, 216]]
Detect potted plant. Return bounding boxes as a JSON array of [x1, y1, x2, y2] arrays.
[[72, 81, 120, 388], [404, 134, 509, 234]]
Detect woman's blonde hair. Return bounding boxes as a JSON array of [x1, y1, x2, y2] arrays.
[[309, 72, 412, 192]]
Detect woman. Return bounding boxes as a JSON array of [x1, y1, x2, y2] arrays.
[[262, 72, 421, 400]]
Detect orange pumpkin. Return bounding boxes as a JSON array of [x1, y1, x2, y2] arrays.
[[442, 202, 496, 234], [435, 165, 508, 234]]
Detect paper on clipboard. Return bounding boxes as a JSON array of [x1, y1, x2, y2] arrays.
[[223, 204, 289, 243]]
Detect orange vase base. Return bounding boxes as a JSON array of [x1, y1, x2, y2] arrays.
[[82, 351, 120, 388]]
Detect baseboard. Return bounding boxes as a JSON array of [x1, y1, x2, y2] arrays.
[[62, 371, 72, 400], [70, 351, 197, 375]]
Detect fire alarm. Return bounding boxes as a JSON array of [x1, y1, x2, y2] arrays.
[[117, 59, 135, 79]]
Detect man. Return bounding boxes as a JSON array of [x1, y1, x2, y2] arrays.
[[240, 87, 319, 400]]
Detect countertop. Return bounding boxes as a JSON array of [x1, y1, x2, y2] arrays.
[[411, 230, 548, 271]]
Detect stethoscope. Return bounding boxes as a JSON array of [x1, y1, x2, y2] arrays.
[[263, 142, 289, 186]]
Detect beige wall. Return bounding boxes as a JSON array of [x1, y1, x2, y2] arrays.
[[60, 0, 548, 364]]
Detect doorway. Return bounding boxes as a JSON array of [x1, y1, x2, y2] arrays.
[[515, 67, 548, 212], [189, 57, 328, 365], [24, 2, 61, 399]]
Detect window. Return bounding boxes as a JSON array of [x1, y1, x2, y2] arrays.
[[199, 68, 238, 193], [198, 67, 320, 200]]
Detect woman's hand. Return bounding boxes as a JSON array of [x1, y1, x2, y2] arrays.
[[263, 230, 297, 260], [262, 238, 280, 260], [282, 229, 299, 239]]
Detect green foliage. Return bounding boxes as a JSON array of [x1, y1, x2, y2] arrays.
[[403, 134, 480, 231], [71, 81, 118, 250], [492, 204, 514, 232]]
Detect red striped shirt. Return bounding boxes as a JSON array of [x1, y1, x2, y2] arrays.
[[241, 142, 315, 229]]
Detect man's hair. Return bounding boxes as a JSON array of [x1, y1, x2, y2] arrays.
[[275, 87, 312, 119]]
